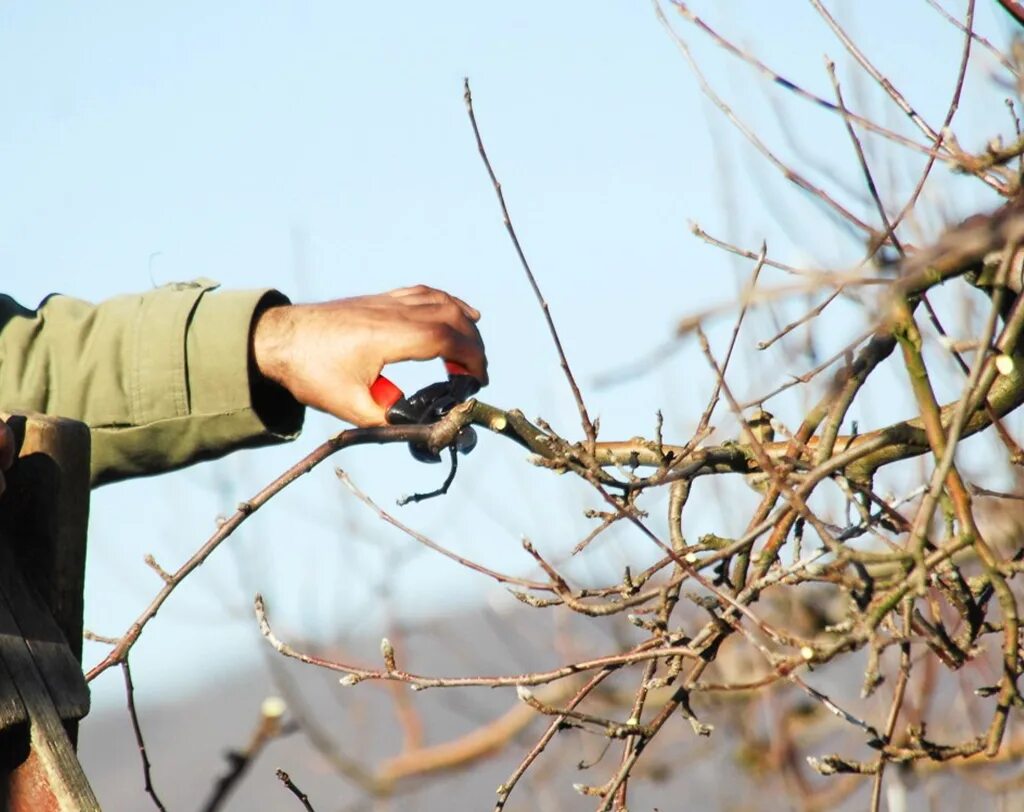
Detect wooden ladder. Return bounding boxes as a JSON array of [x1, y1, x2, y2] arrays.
[[0, 414, 99, 810]]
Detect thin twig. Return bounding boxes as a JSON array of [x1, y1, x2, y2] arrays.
[[870, 600, 913, 812], [201, 698, 288, 812], [702, 243, 767, 422], [924, 0, 1018, 75], [122, 659, 167, 812], [810, 0, 940, 143], [757, 287, 845, 351], [656, 1, 879, 237], [276, 769, 317, 812], [997, 0, 1024, 26], [826, 58, 904, 255], [396, 445, 459, 505], [86, 420, 462, 682], [495, 670, 614, 810], [668, 1, 944, 160], [463, 78, 597, 451], [337, 468, 549, 591], [257, 597, 691, 689]]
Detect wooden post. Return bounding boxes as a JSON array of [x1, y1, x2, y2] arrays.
[[0, 413, 99, 810]]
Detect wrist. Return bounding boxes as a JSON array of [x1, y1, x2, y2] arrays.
[[251, 302, 294, 389], [249, 298, 306, 431]]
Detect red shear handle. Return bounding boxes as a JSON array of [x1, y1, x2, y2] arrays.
[[444, 360, 471, 377], [370, 360, 475, 409], [369, 376, 403, 410]]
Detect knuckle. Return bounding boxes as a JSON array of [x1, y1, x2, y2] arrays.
[[440, 299, 463, 321]]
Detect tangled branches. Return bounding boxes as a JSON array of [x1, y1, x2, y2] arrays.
[[252, 237, 1024, 805], [89, 3, 1024, 810]]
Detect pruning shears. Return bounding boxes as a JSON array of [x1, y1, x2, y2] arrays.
[[370, 361, 481, 463]]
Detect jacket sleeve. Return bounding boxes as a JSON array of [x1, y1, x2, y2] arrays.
[[0, 279, 304, 486]]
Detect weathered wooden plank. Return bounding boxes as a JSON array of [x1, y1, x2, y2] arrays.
[[0, 543, 88, 723], [0, 412, 97, 806], [0, 636, 27, 736], [0, 413, 91, 665], [0, 584, 100, 810], [0, 634, 29, 776]]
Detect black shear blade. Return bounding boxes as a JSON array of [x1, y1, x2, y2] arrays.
[[386, 375, 480, 463]]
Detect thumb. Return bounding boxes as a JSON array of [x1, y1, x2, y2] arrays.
[[336, 382, 390, 428]]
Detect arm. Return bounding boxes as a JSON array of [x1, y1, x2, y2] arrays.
[[0, 280, 302, 485], [0, 281, 486, 487]]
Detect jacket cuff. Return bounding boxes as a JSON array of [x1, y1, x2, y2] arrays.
[[91, 283, 304, 485], [184, 285, 304, 439]]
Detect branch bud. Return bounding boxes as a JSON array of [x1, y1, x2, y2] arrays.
[[260, 696, 287, 720], [381, 637, 397, 671]]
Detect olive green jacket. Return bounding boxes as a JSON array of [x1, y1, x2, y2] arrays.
[[0, 279, 304, 487]]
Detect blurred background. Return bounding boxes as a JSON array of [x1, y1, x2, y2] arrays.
[[3, 1, 1023, 808]]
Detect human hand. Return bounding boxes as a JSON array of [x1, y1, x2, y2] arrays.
[[252, 285, 488, 427], [0, 420, 14, 497]]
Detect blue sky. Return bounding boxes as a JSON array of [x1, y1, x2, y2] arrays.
[[2, 1, 1019, 712]]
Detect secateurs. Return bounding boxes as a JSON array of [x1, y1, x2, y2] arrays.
[[370, 361, 481, 463]]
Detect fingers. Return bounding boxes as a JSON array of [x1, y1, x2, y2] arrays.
[[428, 322, 488, 384], [385, 319, 488, 384], [382, 290, 488, 383], [388, 285, 481, 322]]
